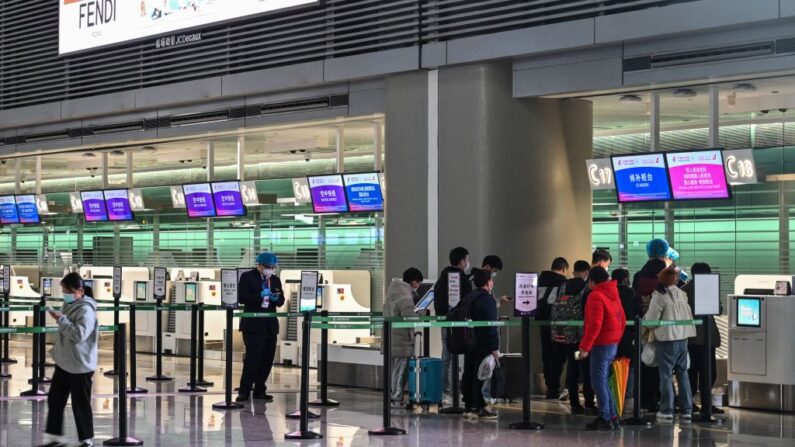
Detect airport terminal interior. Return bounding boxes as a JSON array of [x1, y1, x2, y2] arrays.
[[3, 0, 795, 446]]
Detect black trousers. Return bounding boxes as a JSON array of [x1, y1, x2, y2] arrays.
[[562, 343, 595, 408], [462, 350, 489, 411], [687, 344, 717, 400], [540, 327, 563, 393], [238, 332, 278, 396], [640, 364, 660, 410], [46, 365, 94, 441]]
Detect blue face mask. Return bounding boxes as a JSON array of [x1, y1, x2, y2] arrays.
[[63, 293, 75, 304]]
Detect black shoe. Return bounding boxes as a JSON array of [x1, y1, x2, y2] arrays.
[[37, 443, 68, 447], [545, 391, 559, 399], [585, 417, 615, 431], [712, 406, 725, 415], [611, 417, 621, 429], [584, 406, 599, 416], [477, 408, 498, 420], [692, 404, 701, 413], [76, 442, 95, 447], [252, 392, 274, 401], [571, 405, 586, 415], [235, 394, 249, 403]]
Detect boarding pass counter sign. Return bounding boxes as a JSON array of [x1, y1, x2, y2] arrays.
[[514, 272, 538, 317], [221, 269, 238, 309], [153, 267, 166, 300], [299, 271, 319, 313], [448, 273, 461, 308], [112, 266, 122, 297]]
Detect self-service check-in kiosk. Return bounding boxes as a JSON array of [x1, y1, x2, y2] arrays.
[[168, 280, 225, 355], [133, 280, 158, 352], [8, 275, 42, 326], [728, 275, 795, 412]]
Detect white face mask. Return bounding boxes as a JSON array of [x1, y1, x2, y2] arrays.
[[464, 261, 471, 274], [491, 272, 498, 279], [263, 269, 276, 277]]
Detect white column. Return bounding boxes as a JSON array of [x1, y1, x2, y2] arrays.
[[207, 141, 215, 181], [101, 152, 109, 188], [336, 126, 345, 173], [126, 151, 134, 187], [427, 69, 439, 274], [35, 156, 42, 195], [374, 120, 383, 172], [236, 136, 246, 181]]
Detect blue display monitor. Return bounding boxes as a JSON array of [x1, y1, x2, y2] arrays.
[[211, 181, 246, 217], [342, 172, 384, 212], [0, 196, 20, 224], [15, 195, 40, 224], [611, 153, 672, 203], [81, 191, 109, 222], [182, 183, 217, 218], [736, 297, 761, 328], [104, 189, 134, 222]]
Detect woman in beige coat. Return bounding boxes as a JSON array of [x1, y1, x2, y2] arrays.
[[383, 268, 424, 404]]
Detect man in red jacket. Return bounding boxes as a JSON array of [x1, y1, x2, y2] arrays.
[[579, 267, 626, 431]]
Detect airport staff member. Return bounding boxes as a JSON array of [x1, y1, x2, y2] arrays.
[[236, 252, 286, 403]]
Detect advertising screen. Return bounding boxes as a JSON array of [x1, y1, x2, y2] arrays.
[[103, 189, 134, 221], [80, 191, 109, 222], [666, 149, 731, 200], [308, 175, 348, 213], [182, 183, 216, 218], [611, 153, 672, 203], [736, 297, 761, 328], [15, 195, 40, 224], [211, 181, 246, 217], [342, 172, 384, 212], [59, 0, 317, 55], [0, 196, 19, 224]]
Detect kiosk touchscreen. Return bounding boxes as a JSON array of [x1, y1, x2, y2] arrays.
[[82, 279, 95, 292], [736, 297, 762, 328], [42, 278, 53, 297], [774, 280, 791, 296], [135, 281, 148, 301], [184, 282, 197, 303], [414, 289, 435, 313]]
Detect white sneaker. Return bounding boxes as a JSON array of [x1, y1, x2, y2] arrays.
[[656, 412, 674, 421], [680, 412, 692, 420], [463, 410, 478, 419], [558, 389, 569, 401], [442, 394, 453, 406]]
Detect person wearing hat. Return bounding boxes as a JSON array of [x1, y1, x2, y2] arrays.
[[236, 252, 285, 402]]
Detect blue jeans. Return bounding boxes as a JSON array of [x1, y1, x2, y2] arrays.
[[657, 339, 692, 415], [590, 344, 618, 422]]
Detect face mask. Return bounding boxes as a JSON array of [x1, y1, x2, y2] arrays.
[[491, 272, 498, 279], [63, 293, 75, 304], [464, 262, 471, 274], [263, 269, 276, 277]]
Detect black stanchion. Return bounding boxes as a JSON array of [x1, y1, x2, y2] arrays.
[[368, 319, 405, 436], [1, 292, 17, 364], [439, 327, 464, 415], [195, 303, 213, 387], [695, 315, 721, 424], [180, 304, 206, 393], [423, 326, 430, 357], [21, 304, 46, 397], [104, 324, 144, 446], [37, 303, 51, 384], [509, 316, 544, 430], [127, 304, 147, 394], [0, 308, 11, 379], [146, 301, 172, 382], [104, 297, 121, 376], [623, 315, 654, 426], [213, 308, 243, 410], [286, 312, 323, 440], [309, 310, 339, 407]]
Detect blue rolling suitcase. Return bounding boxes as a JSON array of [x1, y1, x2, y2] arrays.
[[408, 332, 443, 410]]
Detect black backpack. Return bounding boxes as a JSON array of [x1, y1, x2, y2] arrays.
[[446, 293, 480, 355]]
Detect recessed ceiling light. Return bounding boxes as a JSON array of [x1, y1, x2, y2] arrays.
[[619, 94, 643, 103], [142, 146, 157, 151], [673, 88, 697, 98], [771, 90, 779, 94], [82, 152, 96, 158], [733, 83, 757, 92], [110, 150, 124, 156]]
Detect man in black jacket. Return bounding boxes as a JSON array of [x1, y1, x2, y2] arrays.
[[236, 252, 286, 403], [461, 269, 500, 420], [537, 257, 569, 399], [433, 246, 472, 401]]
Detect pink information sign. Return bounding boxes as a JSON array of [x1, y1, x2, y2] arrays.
[[665, 150, 730, 200]]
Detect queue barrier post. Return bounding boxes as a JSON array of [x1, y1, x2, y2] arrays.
[[309, 310, 339, 407], [37, 303, 51, 384], [195, 302, 213, 387], [285, 311, 323, 440], [438, 327, 464, 415], [146, 300, 172, 382], [368, 319, 406, 436], [0, 306, 12, 378], [180, 304, 206, 393], [104, 296, 121, 377], [508, 316, 544, 430], [695, 315, 721, 424], [127, 304, 147, 394], [212, 308, 244, 410], [104, 323, 144, 446], [623, 314, 654, 426], [20, 304, 47, 397], [1, 291, 17, 364]]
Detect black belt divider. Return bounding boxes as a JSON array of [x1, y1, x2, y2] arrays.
[[368, 319, 405, 436], [508, 315, 544, 430], [439, 328, 464, 415], [180, 304, 206, 393], [194, 303, 213, 387], [36, 303, 51, 384], [20, 303, 47, 397], [146, 300, 172, 382], [104, 296, 121, 377], [212, 308, 244, 410], [127, 304, 147, 394], [309, 310, 339, 407], [285, 311, 323, 440], [695, 315, 721, 424], [104, 323, 144, 446], [623, 314, 654, 426], [1, 291, 17, 364]]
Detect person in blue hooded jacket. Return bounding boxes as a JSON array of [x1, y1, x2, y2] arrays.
[[236, 252, 286, 403]]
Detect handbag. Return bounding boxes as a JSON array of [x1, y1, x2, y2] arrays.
[[641, 342, 658, 367]]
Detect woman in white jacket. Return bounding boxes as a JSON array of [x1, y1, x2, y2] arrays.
[[643, 268, 697, 421]]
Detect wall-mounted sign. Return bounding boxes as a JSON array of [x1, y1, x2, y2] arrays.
[[586, 158, 614, 190], [170, 186, 186, 209], [240, 181, 259, 206], [128, 188, 146, 211], [292, 178, 311, 203], [36, 195, 50, 214], [59, 0, 317, 55], [69, 192, 84, 213], [723, 149, 757, 185]]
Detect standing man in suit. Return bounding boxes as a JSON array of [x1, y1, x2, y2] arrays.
[[236, 252, 286, 402]]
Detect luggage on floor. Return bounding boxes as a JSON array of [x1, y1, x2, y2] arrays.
[[408, 331, 443, 408]]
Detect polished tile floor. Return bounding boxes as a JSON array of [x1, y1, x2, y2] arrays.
[[0, 340, 794, 446]]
